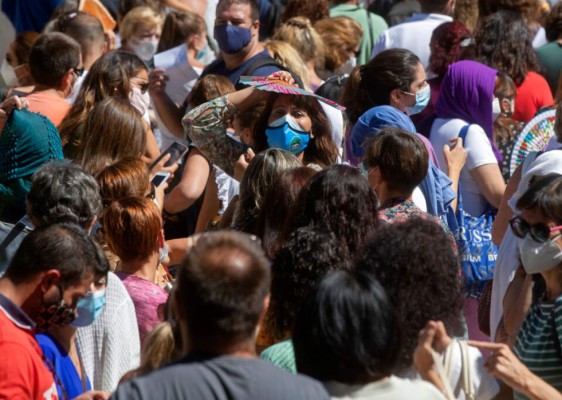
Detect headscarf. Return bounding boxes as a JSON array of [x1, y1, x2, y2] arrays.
[[435, 60, 502, 162], [350, 105, 455, 220], [0, 109, 63, 222]]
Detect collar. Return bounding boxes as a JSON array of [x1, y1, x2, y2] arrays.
[[408, 13, 453, 23], [0, 293, 35, 331]]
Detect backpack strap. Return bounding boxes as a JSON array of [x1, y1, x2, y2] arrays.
[[459, 124, 471, 142], [0, 222, 26, 263]]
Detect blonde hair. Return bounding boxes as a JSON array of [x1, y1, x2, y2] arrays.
[[314, 16, 363, 72], [120, 6, 164, 43], [137, 322, 178, 374], [264, 40, 310, 91], [273, 16, 325, 70]]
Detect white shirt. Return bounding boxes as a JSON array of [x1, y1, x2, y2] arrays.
[[430, 118, 497, 217], [325, 376, 445, 399], [371, 13, 452, 69]]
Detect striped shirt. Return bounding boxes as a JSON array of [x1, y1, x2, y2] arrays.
[[513, 297, 562, 400]]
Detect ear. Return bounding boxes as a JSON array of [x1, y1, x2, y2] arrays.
[[39, 269, 61, 294], [257, 294, 270, 326], [389, 88, 403, 106], [500, 98, 512, 114], [252, 19, 260, 35], [61, 69, 75, 93]]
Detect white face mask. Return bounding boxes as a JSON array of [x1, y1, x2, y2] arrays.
[[129, 39, 158, 61], [519, 234, 562, 274], [492, 97, 502, 121], [0, 59, 19, 87], [335, 56, 357, 75], [130, 86, 150, 116]]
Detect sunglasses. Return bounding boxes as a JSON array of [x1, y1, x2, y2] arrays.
[[510, 216, 562, 243], [72, 67, 85, 77]]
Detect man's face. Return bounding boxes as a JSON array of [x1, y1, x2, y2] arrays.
[[215, 3, 258, 37], [42, 272, 94, 310]]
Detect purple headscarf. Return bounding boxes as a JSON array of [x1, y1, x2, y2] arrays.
[[435, 60, 502, 162]]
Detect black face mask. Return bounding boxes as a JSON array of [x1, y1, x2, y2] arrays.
[[34, 285, 77, 332]]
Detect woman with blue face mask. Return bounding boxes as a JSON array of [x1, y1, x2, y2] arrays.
[[182, 71, 340, 178], [35, 258, 109, 399], [506, 174, 562, 399]]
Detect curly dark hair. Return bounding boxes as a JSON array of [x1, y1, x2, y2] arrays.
[[355, 218, 464, 373], [280, 164, 379, 256], [473, 10, 541, 86], [478, 0, 539, 21], [280, 0, 329, 24], [429, 21, 472, 77], [266, 227, 351, 342], [545, 2, 562, 42]]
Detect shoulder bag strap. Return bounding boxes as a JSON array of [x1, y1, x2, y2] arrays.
[[459, 340, 475, 400], [0, 222, 25, 262]]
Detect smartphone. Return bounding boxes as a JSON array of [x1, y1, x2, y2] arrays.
[[149, 141, 189, 171], [151, 171, 170, 187]]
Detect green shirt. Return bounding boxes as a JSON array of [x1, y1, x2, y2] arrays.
[[329, 4, 388, 66], [514, 296, 562, 400], [536, 41, 562, 96]]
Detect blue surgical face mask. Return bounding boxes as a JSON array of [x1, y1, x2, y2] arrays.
[[265, 115, 310, 155], [214, 24, 252, 54], [70, 289, 106, 327], [404, 84, 430, 115]]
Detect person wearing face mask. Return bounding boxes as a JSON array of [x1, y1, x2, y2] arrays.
[[328, 0, 388, 66], [120, 6, 163, 65], [24, 32, 83, 128], [198, 0, 283, 87], [0, 223, 107, 400], [0, 32, 39, 99], [506, 174, 562, 399], [314, 16, 363, 79], [182, 71, 340, 180], [36, 257, 109, 400]]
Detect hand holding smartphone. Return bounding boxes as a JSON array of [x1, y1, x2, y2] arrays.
[[149, 141, 189, 171]]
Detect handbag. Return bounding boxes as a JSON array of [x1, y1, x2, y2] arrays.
[[433, 340, 475, 400], [454, 125, 498, 298]]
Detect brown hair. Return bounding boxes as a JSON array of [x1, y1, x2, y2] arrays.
[[314, 16, 362, 72], [58, 51, 148, 148], [11, 31, 40, 65], [96, 157, 151, 207], [281, 0, 329, 24], [74, 97, 147, 176], [363, 127, 429, 195], [157, 11, 206, 52], [252, 93, 339, 166], [186, 74, 235, 108], [264, 40, 310, 90], [273, 16, 325, 69], [103, 196, 162, 262]]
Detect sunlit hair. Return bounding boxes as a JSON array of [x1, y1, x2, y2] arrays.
[[252, 93, 339, 166], [264, 40, 310, 91], [232, 149, 302, 234], [59, 51, 147, 148], [186, 74, 235, 109], [120, 6, 164, 45], [273, 17, 325, 70], [96, 157, 151, 207], [157, 11, 206, 52], [136, 321, 179, 375], [103, 196, 162, 262], [74, 97, 147, 176], [314, 16, 363, 72]]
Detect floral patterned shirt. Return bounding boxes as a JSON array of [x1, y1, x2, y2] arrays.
[[182, 96, 248, 177]]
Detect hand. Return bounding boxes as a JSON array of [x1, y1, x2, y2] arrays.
[[234, 148, 255, 182], [443, 137, 467, 174], [267, 71, 295, 86], [149, 68, 169, 95], [469, 340, 532, 393], [149, 153, 179, 180], [72, 390, 110, 400], [414, 320, 453, 377], [0, 95, 29, 123]]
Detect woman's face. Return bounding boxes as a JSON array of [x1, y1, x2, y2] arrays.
[[520, 207, 562, 249], [130, 68, 150, 92], [394, 62, 428, 111], [267, 95, 313, 132], [132, 24, 161, 43]]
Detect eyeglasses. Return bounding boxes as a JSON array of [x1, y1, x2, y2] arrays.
[[72, 67, 85, 77], [510, 216, 562, 243]]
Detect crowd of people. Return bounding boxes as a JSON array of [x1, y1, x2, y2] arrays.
[[1, 0, 562, 399]]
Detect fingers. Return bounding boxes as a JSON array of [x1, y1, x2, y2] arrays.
[[267, 71, 295, 85], [467, 340, 506, 351]]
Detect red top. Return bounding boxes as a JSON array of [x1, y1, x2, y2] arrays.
[[513, 71, 554, 124], [0, 294, 58, 399]]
